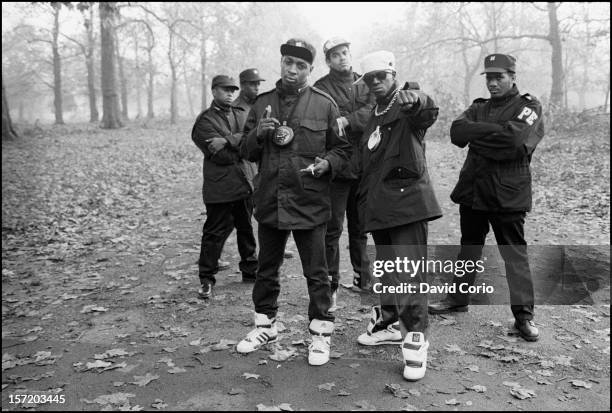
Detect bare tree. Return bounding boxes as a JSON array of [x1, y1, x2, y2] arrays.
[[2, 78, 18, 140], [100, 2, 122, 129], [61, 5, 99, 122]]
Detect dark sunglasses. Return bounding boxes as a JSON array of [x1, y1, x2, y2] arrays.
[[363, 71, 391, 84]]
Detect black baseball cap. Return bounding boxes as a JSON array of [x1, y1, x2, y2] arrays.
[[481, 54, 516, 74], [211, 75, 239, 90]]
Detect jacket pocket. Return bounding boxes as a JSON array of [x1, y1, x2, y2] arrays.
[[297, 119, 327, 154], [302, 175, 326, 192]]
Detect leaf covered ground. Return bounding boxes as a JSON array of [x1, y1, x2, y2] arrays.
[[2, 119, 610, 410]]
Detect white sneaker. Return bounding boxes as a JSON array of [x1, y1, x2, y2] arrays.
[[357, 322, 402, 345], [329, 290, 338, 313], [308, 319, 334, 366], [402, 332, 429, 381], [236, 313, 278, 354]]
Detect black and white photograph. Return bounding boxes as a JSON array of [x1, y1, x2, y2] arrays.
[[2, 2, 610, 411]]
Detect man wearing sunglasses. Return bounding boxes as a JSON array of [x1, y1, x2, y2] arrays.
[[355, 50, 441, 381], [313, 37, 375, 312], [237, 38, 350, 367], [428, 54, 544, 343]]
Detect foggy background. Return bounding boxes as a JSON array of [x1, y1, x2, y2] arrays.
[[1, 2, 610, 126]]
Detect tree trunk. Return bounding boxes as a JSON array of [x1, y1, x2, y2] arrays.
[[52, 6, 64, 124], [182, 49, 194, 118], [200, 29, 207, 111], [100, 2, 122, 129], [548, 2, 564, 109], [115, 32, 129, 121], [2, 79, 18, 140], [134, 34, 142, 118], [168, 31, 177, 124], [146, 39, 154, 119], [604, 71, 610, 112], [85, 7, 99, 122]]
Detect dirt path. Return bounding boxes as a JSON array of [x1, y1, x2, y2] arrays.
[[2, 121, 609, 410]]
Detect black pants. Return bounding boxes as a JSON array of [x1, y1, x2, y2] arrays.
[[253, 223, 334, 322], [448, 205, 534, 321], [325, 179, 371, 290], [198, 198, 258, 285], [371, 221, 429, 335]]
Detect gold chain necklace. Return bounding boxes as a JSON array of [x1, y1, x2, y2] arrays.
[[374, 90, 399, 117]]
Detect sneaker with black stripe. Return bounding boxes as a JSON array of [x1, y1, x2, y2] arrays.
[[402, 331, 429, 381], [236, 313, 278, 354]]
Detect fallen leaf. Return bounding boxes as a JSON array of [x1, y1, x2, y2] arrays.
[[168, 367, 186, 374], [444, 344, 466, 354], [570, 380, 593, 389], [536, 370, 553, 377], [243, 373, 260, 379], [80, 305, 109, 313], [445, 398, 460, 405], [337, 390, 352, 396], [468, 385, 487, 393], [552, 355, 573, 366], [151, 399, 168, 409], [349, 363, 360, 369], [385, 383, 410, 398], [318, 382, 336, 391], [228, 388, 246, 395], [510, 387, 536, 399], [130, 373, 159, 387], [86, 360, 112, 370], [466, 365, 479, 372]]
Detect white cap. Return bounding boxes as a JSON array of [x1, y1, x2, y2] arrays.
[[354, 50, 396, 84]]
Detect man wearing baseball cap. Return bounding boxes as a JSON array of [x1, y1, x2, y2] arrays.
[[429, 54, 545, 343], [314, 37, 375, 312], [236, 38, 350, 366], [191, 75, 258, 299], [355, 50, 441, 381], [233, 68, 265, 117]]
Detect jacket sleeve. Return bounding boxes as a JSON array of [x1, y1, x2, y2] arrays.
[[400, 91, 439, 132], [469, 99, 544, 160], [240, 105, 264, 162], [346, 86, 375, 135], [191, 114, 237, 165], [450, 103, 504, 148], [224, 107, 247, 149], [323, 102, 351, 180]]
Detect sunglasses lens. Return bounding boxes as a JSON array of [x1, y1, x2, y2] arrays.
[[364, 71, 388, 84]]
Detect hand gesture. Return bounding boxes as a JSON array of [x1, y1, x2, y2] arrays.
[[257, 105, 280, 138], [397, 90, 419, 110]]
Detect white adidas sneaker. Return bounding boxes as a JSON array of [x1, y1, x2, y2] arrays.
[[308, 319, 334, 366], [357, 322, 402, 346], [236, 313, 278, 354], [402, 331, 429, 381]]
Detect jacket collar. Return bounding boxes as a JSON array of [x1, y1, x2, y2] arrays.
[[490, 84, 520, 106], [276, 79, 308, 97], [212, 100, 231, 113], [329, 68, 354, 82]]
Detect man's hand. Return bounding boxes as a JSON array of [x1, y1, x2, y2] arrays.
[[397, 90, 419, 110], [257, 105, 280, 138], [206, 137, 227, 154], [311, 156, 330, 178]]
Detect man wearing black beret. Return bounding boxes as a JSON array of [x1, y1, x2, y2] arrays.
[[236, 38, 350, 367]]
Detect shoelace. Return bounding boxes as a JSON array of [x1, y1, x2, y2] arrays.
[[309, 335, 329, 353]]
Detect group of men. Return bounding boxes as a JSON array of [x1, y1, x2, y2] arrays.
[[191, 37, 544, 381]]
